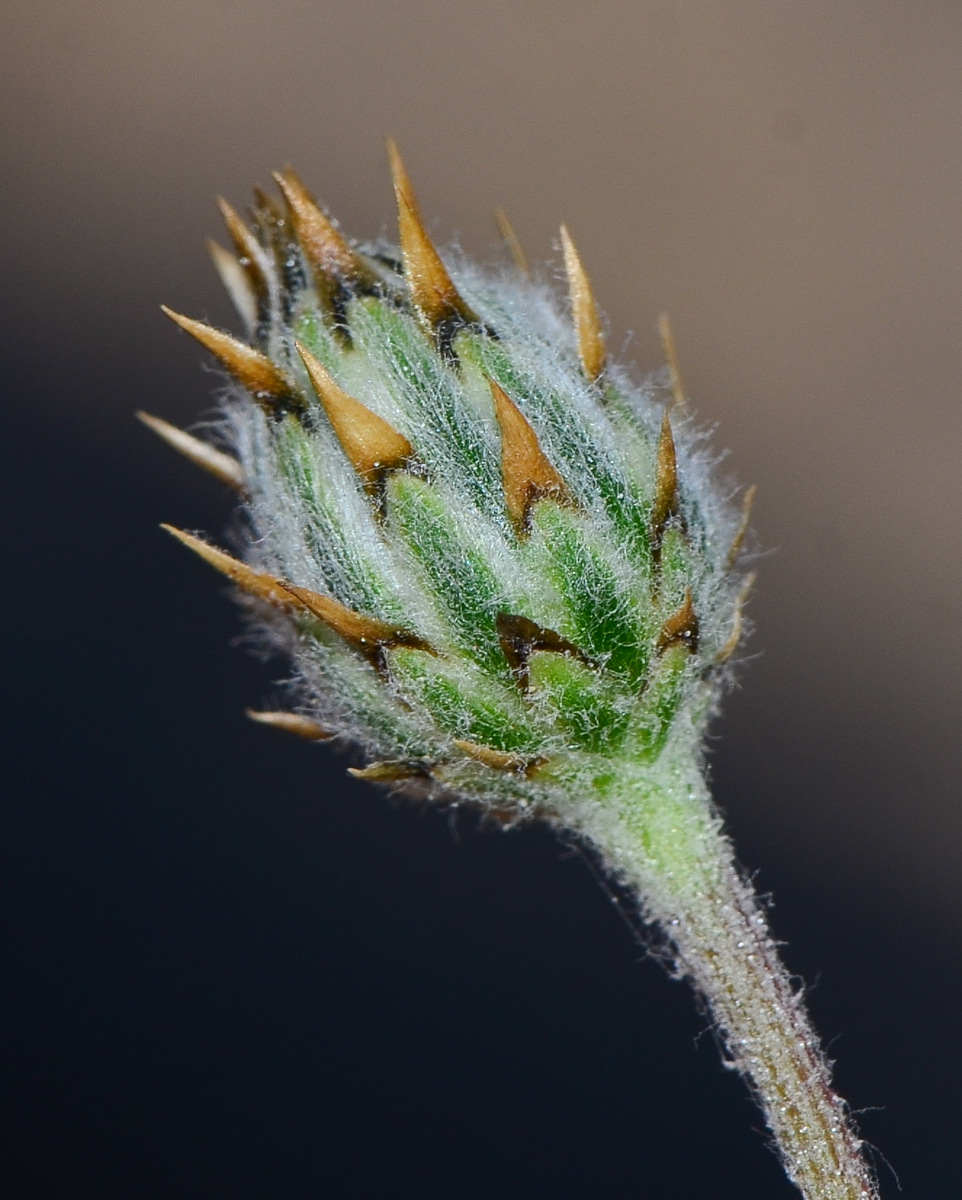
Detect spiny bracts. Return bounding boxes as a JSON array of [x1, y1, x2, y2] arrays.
[[146, 144, 754, 822], [144, 148, 886, 1200]]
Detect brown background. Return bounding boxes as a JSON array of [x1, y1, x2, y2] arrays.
[[2, 2, 960, 1197]]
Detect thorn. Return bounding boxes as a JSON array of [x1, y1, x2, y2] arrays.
[[251, 185, 285, 224], [387, 139, 480, 336], [495, 208, 530, 277], [348, 759, 435, 782], [657, 588, 699, 654], [725, 484, 756, 570], [649, 408, 678, 545], [216, 196, 270, 298], [495, 612, 590, 691], [458, 742, 546, 779], [248, 188, 299, 291], [272, 168, 374, 291], [245, 709, 334, 740], [295, 342, 413, 490], [161, 526, 300, 607], [278, 583, 431, 666], [658, 313, 686, 408], [488, 378, 568, 532], [160, 306, 301, 411], [137, 412, 246, 492], [714, 573, 756, 664], [453, 739, 545, 776], [206, 239, 259, 335], [162, 526, 431, 666], [560, 225, 606, 380]]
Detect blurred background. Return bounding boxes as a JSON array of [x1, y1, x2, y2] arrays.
[[2, 1, 960, 1196]]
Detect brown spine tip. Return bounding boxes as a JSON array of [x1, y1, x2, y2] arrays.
[[495, 208, 530, 278], [658, 312, 686, 409], [489, 378, 569, 532], [278, 583, 431, 666], [657, 588, 699, 654], [495, 612, 590, 691], [386, 139, 480, 335], [137, 412, 246, 493], [248, 188, 299, 292], [251, 185, 284, 223], [725, 484, 756, 570], [452, 739, 545, 776], [348, 759, 435, 782], [649, 408, 678, 545], [245, 709, 334, 740], [294, 342, 413, 490], [560, 225, 606, 381], [160, 306, 300, 411], [272, 168, 374, 291], [215, 196, 270, 299], [162, 526, 430, 667], [714, 572, 756, 664], [161, 526, 298, 607], [206, 239, 258, 335]]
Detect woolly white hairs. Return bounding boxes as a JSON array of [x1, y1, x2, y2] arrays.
[[143, 147, 878, 1200]]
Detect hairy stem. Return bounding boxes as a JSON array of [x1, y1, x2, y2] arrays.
[[582, 757, 877, 1200]]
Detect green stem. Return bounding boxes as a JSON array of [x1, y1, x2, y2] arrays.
[[579, 754, 878, 1200]]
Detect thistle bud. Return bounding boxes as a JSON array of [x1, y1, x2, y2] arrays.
[[154, 154, 754, 816], [147, 151, 879, 1200]]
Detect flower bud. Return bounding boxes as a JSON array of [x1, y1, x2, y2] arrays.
[[154, 149, 753, 821]]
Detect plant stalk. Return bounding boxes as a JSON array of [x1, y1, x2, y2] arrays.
[[580, 754, 878, 1200]]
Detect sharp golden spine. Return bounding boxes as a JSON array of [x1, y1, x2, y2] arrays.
[[279, 584, 431, 664], [161, 526, 299, 607], [650, 409, 678, 544], [161, 307, 300, 410], [488, 378, 568, 531], [206, 239, 258, 335], [163, 526, 429, 665], [273, 168, 375, 292], [245, 710, 334, 740], [216, 195, 271, 299], [715, 573, 756, 664], [453, 739, 544, 775], [387, 139, 480, 336], [657, 588, 699, 653], [295, 342, 413, 490], [348, 760, 434, 782], [658, 312, 686, 409], [137, 412, 246, 492], [495, 207, 530, 277], [726, 484, 757, 569], [560, 224, 606, 380]]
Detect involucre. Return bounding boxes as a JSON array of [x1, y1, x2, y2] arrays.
[[143, 145, 877, 1200]]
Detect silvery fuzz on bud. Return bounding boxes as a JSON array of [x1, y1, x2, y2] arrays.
[[143, 145, 878, 1200]]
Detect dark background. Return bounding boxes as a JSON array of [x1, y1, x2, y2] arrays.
[[2, 2, 960, 1196]]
